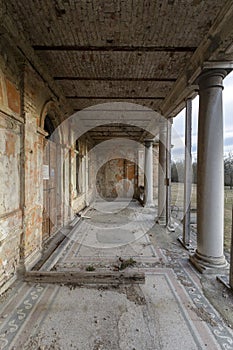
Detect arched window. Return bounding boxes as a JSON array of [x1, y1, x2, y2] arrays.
[[44, 114, 55, 139]]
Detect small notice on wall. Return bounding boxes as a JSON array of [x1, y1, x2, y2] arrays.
[[43, 165, 49, 180]]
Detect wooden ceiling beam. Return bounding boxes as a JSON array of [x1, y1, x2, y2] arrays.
[[54, 77, 177, 82], [66, 96, 165, 100], [90, 136, 141, 139], [33, 45, 197, 52]]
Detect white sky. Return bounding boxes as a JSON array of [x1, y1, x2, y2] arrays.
[[172, 70, 233, 161]]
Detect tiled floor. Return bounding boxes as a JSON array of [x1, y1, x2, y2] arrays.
[[0, 201, 233, 349]]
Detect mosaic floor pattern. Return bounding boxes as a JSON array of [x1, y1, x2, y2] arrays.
[[0, 201, 233, 349]]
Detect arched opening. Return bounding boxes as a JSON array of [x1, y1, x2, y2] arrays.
[[44, 114, 56, 139], [42, 112, 63, 241], [77, 118, 158, 205]]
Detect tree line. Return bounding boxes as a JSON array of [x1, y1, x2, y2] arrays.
[[171, 152, 233, 189]]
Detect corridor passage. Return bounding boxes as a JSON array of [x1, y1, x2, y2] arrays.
[[41, 200, 159, 272], [0, 201, 232, 350]]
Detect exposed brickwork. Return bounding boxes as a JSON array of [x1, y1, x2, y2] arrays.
[[0, 210, 22, 289], [35, 50, 191, 110], [97, 158, 137, 198], [6, 1, 227, 47], [0, 111, 21, 216], [24, 65, 52, 123], [5, 78, 20, 114], [37, 50, 189, 78], [95, 145, 139, 199], [4, 0, 229, 112], [0, 77, 3, 105], [0, 48, 73, 291], [23, 115, 44, 256], [0, 108, 22, 288]]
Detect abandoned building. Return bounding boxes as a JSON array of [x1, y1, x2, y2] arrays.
[[0, 1, 233, 349]]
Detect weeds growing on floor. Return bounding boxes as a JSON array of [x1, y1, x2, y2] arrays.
[[86, 265, 96, 271], [119, 258, 136, 270]]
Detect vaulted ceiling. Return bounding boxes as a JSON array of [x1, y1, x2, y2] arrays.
[[4, 0, 233, 119]]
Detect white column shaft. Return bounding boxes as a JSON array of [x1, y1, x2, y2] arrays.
[[193, 69, 227, 268], [144, 140, 153, 206], [230, 208, 233, 288], [166, 118, 172, 226], [183, 98, 192, 245], [158, 121, 167, 224]]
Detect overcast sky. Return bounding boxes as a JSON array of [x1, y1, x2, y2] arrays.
[[172, 71, 233, 161]]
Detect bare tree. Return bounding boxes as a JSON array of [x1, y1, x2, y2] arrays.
[[224, 151, 233, 189]]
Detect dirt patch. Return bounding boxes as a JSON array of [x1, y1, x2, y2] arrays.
[[148, 224, 175, 250], [189, 306, 218, 327], [91, 214, 130, 225], [177, 274, 193, 287], [122, 285, 146, 305], [75, 284, 146, 306], [86, 265, 96, 271], [22, 331, 61, 350], [201, 275, 233, 328], [119, 207, 135, 216], [118, 258, 136, 270]]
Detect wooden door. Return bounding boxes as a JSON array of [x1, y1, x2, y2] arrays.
[[42, 140, 58, 240]]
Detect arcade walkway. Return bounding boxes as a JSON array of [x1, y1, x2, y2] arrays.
[[0, 201, 232, 350]]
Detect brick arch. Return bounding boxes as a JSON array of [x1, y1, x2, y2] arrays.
[[40, 100, 63, 142], [40, 100, 61, 129]]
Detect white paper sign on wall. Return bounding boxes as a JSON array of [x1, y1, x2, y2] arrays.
[[43, 165, 49, 180]]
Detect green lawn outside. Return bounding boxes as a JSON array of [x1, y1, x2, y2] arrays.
[[171, 183, 233, 252]]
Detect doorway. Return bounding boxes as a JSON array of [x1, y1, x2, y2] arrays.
[[42, 115, 60, 240]]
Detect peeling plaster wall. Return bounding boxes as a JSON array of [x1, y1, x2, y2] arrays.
[[138, 147, 145, 188], [0, 68, 22, 290], [96, 148, 138, 199], [0, 34, 160, 293], [23, 114, 44, 259], [72, 138, 96, 213], [134, 144, 159, 202], [0, 45, 71, 291], [21, 64, 59, 263], [87, 141, 97, 205], [0, 35, 98, 293], [63, 145, 71, 224]]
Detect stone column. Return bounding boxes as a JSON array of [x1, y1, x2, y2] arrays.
[[183, 98, 192, 246], [190, 69, 228, 271], [166, 118, 174, 230], [157, 120, 167, 224], [85, 142, 90, 206], [144, 139, 154, 207], [230, 207, 233, 288]]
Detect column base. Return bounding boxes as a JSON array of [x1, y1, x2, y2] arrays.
[[166, 224, 175, 232], [190, 250, 229, 274], [156, 216, 166, 226], [177, 236, 194, 250], [17, 249, 43, 277], [144, 202, 155, 208]]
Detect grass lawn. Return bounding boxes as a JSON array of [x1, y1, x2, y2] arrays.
[[171, 183, 233, 253]]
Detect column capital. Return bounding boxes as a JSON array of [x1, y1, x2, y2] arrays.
[[167, 117, 173, 125], [197, 69, 227, 90], [144, 139, 154, 147], [159, 119, 167, 134]]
